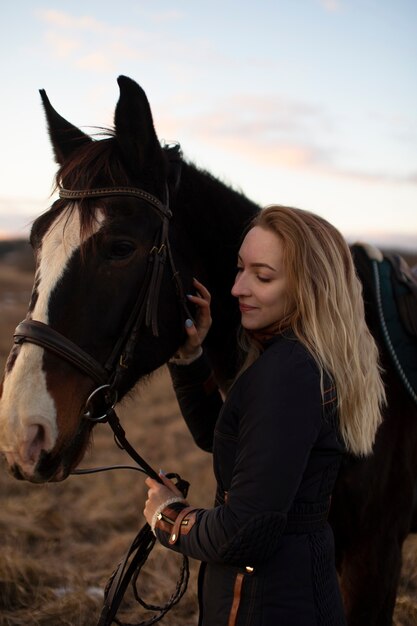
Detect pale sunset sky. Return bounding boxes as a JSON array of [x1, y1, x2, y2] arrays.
[[0, 1, 416, 249]]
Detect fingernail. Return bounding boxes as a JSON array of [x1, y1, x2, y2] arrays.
[[186, 294, 194, 299], [185, 319, 194, 328], [159, 468, 166, 475]]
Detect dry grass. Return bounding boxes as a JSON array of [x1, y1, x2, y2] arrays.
[[0, 361, 214, 625], [0, 260, 215, 625], [1, 258, 417, 625]]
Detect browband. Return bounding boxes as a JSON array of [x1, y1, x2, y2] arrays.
[[59, 187, 172, 219]]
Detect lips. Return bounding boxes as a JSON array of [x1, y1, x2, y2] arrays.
[[239, 303, 257, 313]]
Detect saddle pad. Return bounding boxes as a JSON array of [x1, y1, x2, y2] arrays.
[[351, 243, 417, 405]]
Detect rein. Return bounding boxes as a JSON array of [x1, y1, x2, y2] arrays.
[[85, 407, 190, 626], [13, 179, 193, 625]]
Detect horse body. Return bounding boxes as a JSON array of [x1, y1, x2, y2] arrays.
[[0, 77, 257, 482], [331, 367, 417, 623], [0, 75, 416, 624], [330, 249, 417, 624]]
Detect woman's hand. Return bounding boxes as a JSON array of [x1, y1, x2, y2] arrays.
[[143, 473, 185, 526], [175, 278, 212, 360]]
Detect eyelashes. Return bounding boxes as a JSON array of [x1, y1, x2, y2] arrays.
[[257, 276, 271, 283], [236, 267, 272, 283]]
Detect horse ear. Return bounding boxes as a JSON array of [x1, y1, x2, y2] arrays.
[[39, 89, 92, 164], [114, 75, 161, 170]]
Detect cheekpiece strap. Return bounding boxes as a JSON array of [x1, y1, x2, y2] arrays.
[[59, 187, 172, 219]]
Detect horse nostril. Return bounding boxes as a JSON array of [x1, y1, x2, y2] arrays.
[[23, 424, 47, 465], [10, 464, 25, 480]]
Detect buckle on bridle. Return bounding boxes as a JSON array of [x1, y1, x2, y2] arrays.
[[83, 384, 118, 422]]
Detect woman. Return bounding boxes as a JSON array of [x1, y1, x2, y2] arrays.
[[144, 206, 385, 625]]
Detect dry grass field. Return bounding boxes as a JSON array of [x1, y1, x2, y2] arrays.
[[1, 242, 417, 625]]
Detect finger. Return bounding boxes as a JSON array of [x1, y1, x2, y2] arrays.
[[184, 319, 211, 348], [186, 297, 211, 324], [192, 278, 211, 301], [188, 283, 211, 306], [159, 472, 183, 496], [186, 295, 210, 310], [159, 471, 179, 490], [184, 319, 203, 340]]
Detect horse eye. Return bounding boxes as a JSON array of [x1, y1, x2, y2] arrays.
[[108, 241, 136, 259]]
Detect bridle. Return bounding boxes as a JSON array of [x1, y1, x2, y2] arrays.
[[12, 171, 194, 625], [14, 181, 192, 414]]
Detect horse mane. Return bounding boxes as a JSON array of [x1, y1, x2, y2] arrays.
[[50, 131, 259, 248], [46, 130, 130, 240]]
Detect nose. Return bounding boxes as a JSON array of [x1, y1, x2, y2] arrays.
[[22, 424, 47, 465], [10, 420, 55, 478], [231, 272, 250, 298]]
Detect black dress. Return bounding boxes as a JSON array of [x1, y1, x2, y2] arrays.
[[157, 332, 347, 625]]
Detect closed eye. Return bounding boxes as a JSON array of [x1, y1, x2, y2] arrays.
[[107, 240, 136, 260], [257, 275, 272, 283]]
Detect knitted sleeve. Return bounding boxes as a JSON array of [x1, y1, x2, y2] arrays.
[[168, 353, 223, 452]]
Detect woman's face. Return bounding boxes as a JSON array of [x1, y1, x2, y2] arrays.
[[231, 226, 290, 331]]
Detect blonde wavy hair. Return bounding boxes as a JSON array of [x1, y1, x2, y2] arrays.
[[238, 205, 385, 456]]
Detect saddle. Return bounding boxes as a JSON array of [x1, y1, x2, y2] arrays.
[[351, 243, 417, 405]]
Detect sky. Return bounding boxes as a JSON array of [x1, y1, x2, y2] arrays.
[[0, 0, 416, 250]]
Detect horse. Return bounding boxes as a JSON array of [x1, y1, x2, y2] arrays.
[[0, 75, 416, 625]]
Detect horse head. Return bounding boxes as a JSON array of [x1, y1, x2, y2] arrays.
[[0, 76, 193, 483]]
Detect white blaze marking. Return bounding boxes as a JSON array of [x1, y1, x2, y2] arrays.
[[0, 207, 104, 465]]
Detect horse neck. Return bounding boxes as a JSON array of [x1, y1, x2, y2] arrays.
[[174, 162, 260, 387], [175, 161, 259, 276]]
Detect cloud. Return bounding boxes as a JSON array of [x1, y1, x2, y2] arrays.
[[199, 132, 317, 169], [406, 171, 417, 184], [318, 0, 343, 12], [185, 94, 331, 150], [150, 10, 184, 22], [39, 9, 114, 34], [36, 8, 185, 75], [36, 6, 243, 89], [198, 95, 328, 137], [182, 94, 333, 169], [179, 96, 417, 187], [76, 52, 112, 73], [44, 31, 81, 59]]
